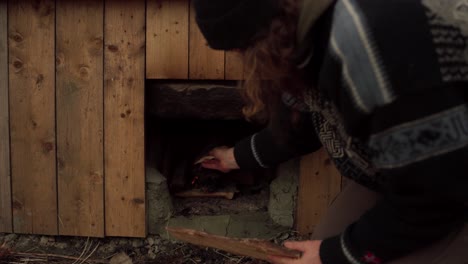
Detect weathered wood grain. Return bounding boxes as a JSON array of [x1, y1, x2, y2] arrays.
[[104, 0, 146, 237], [188, 2, 224, 80], [56, 0, 104, 237], [147, 0, 189, 79], [225, 51, 244, 80], [296, 148, 342, 234], [9, 0, 57, 235], [0, 0, 12, 233]]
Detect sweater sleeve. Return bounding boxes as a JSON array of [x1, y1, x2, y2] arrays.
[[234, 97, 322, 169], [319, 88, 468, 264]]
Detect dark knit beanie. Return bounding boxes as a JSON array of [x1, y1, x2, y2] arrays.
[[193, 0, 279, 50]]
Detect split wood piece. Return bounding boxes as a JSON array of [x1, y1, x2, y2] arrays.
[[175, 190, 235, 200], [193, 155, 216, 165], [166, 227, 301, 261]]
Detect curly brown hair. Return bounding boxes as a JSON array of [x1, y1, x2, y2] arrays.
[[240, 0, 304, 123]]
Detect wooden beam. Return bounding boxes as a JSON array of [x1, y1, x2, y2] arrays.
[[0, 0, 12, 233], [146, 0, 189, 79], [9, 0, 57, 235], [146, 82, 244, 120], [104, 0, 146, 237], [296, 148, 342, 234], [188, 1, 224, 80], [56, 0, 104, 237]]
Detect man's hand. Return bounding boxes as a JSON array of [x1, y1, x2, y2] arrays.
[[201, 146, 239, 173], [268, 240, 323, 264]]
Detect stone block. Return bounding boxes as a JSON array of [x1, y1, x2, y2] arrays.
[[146, 167, 173, 234], [268, 158, 300, 227]]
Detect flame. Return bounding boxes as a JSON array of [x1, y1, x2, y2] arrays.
[[191, 176, 199, 185]]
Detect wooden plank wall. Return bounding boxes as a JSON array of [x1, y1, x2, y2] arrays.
[[296, 148, 342, 234], [9, 0, 57, 235], [146, 0, 189, 79], [188, 1, 225, 80], [146, 0, 244, 80], [0, 0, 12, 233], [104, 0, 146, 237], [225, 51, 244, 80], [56, 0, 104, 237], [4, 0, 147, 237]]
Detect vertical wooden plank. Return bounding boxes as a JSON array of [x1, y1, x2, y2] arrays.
[[188, 1, 224, 80], [296, 148, 342, 234], [225, 51, 244, 80], [56, 0, 104, 237], [9, 0, 57, 235], [105, 0, 146, 237], [146, 0, 189, 79], [0, 0, 12, 233]]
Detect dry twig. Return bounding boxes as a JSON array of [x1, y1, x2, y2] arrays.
[[78, 242, 100, 264], [72, 237, 90, 264], [12, 252, 107, 263]]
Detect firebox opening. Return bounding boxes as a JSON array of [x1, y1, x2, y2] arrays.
[[145, 80, 276, 216]]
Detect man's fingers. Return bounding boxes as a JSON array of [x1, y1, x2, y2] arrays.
[[267, 255, 297, 264], [201, 160, 231, 173], [210, 146, 228, 156], [201, 160, 220, 170], [202, 159, 218, 165], [269, 240, 321, 264], [283, 241, 312, 252]]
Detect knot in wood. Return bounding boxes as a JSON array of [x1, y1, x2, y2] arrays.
[[56, 54, 64, 66], [13, 59, 23, 69], [42, 141, 54, 154], [11, 32, 24, 43], [79, 66, 89, 78], [108, 45, 119, 52], [36, 74, 44, 85]]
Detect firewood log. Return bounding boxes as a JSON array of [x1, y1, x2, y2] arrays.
[[174, 190, 235, 200], [166, 227, 301, 261]]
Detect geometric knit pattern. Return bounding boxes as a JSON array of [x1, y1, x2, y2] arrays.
[[309, 100, 381, 190], [423, 0, 468, 82]]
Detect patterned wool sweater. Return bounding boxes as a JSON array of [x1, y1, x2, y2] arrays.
[[234, 0, 468, 263]]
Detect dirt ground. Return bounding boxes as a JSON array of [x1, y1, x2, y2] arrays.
[[0, 230, 308, 264]]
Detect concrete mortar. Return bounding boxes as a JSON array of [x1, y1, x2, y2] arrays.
[[268, 158, 300, 227]]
